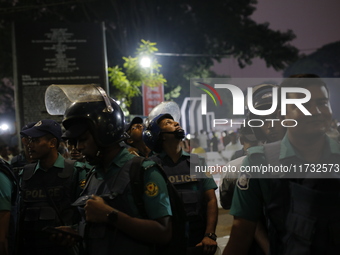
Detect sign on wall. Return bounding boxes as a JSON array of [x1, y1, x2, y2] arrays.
[[13, 22, 108, 126], [142, 84, 164, 116]]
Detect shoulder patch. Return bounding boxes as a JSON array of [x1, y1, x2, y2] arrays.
[[236, 173, 251, 190], [145, 182, 159, 197]]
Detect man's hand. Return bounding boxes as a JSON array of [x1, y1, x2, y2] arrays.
[[49, 226, 80, 247], [84, 195, 113, 223], [196, 236, 217, 255]]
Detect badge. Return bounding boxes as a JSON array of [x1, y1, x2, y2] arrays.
[[236, 173, 251, 190], [34, 121, 42, 127], [145, 182, 159, 197], [79, 179, 86, 189]]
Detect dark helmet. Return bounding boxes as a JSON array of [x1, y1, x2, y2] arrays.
[[62, 98, 126, 147], [143, 113, 185, 153], [246, 84, 279, 142], [143, 114, 172, 153]]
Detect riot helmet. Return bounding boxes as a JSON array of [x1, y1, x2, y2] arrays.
[[143, 113, 185, 152], [246, 84, 279, 142], [45, 84, 126, 147]]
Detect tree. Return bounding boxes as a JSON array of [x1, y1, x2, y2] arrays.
[[0, 0, 299, 114], [108, 40, 166, 114], [284, 41, 340, 78]]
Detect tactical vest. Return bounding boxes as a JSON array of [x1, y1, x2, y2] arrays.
[[10, 152, 28, 176], [20, 159, 79, 253], [150, 154, 206, 247], [252, 141, 340, 255], [0, 159, 19, 255], [75, 158, 156, 255]]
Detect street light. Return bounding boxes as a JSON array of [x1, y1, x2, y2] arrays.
[[0, 123, 9, 132], [140, 56, 151, 68]]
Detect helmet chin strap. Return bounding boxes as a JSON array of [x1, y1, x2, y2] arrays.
[[90, 149, 104, 164], [96, 150, 102, 157], [85, 149, 106, 167], [161, 129, 186, 140]]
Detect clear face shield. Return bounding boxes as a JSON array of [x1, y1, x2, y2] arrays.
[[45, 84, 113, 115], [145, 101, 181, 126]]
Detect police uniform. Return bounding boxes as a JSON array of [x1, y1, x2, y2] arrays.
[[230, 134, 340, 255], [0, 167, 14, 253], [20, 153, 87, 255], [78, 147, 172, 255], [0, 171, 12, 211], [0, 159, 19, 255], [152, 150, 217, 247]]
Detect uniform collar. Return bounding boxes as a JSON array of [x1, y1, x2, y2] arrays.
[[279, 133, 340, 161], [95, 147, 134, 180], [158, 149, 189, 159], [110, 147, 135, 168], [34, 153, 64, 173]]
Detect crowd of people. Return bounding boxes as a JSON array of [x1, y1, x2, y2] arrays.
[[0, 74, 339, 255]]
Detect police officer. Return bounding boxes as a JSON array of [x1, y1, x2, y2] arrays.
[[220, 84, 286, 255], [0, 159, 19, 255], [247, 84, 286, 144], [220, 84, 286, 210], [59, 90, 173, 255], [143, 113, 218, 255], [19, 119, 87, 255], [224, 74, 340, 255], [124, 116, 154, 158]]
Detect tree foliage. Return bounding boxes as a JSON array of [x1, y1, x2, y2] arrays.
[[0, 0, 299, 114], [284, 41, 340, 78], [108, 40, 166, 110]]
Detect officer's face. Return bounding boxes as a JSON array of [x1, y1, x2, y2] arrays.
[[27, 136, 56, 160], [75, 130, 99, 165], [259, 112, 286, 143], [158, 118, 184, 142], [68, 140, 85, 161], [128, 123, 144, 143], [159, 118, 181, 133], [283, 84, 332, 138]]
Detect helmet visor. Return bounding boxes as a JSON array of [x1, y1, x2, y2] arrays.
[[45, 84, 105, 115]]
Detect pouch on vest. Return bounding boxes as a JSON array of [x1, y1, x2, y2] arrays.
[[39, 207, 58, 221], [180, 189, 201, 217], [283, 181, 340, 255]]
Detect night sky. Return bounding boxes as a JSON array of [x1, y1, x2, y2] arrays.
[[213, 0, 340, 77]]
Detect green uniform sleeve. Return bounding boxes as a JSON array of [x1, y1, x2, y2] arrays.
[[202, 176, 218, 191], [229, 156, 269, 222], [143, 165, 172, 220], [198, 155, 218, 191], [0, 171, 12, 211]]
